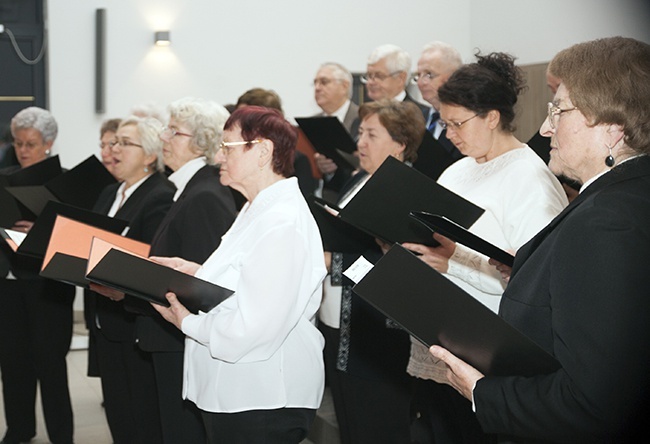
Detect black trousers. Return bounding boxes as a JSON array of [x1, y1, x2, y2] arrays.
[[151, 351, 206, 444], [201, 407, 315, 444], [95, 332, 163, 444], [320, 323, 413, 444], [0, 278, 74, 444]]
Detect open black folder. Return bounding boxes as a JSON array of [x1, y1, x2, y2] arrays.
[[352, 244, 560, 377], [410, 211, 515, 267], [311, 157, 485, 250], [85, 238, 233, 314], [295, 116, 359, 170], [6, 201, 128, 258], [6, 155, 116, 216], [0, 155, 63, 226]]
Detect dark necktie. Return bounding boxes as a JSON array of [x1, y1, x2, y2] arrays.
[[427, 110, 440, 133]]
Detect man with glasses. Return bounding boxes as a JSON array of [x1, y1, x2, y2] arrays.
[[414, 41, 464, 161], [312, 63, 360, 196], [363, 44, 428, 118]]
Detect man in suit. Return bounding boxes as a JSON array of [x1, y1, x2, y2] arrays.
[[315, 45, 458, 184], [414, 41, 464, 161], [312, 62, 360, 197]]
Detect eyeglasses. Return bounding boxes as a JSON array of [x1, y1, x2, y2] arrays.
[[161, 126, 194, 140], [547, 102, 578, 129], [313, 77, 337, 87], [218, 139, 263, 155], [99, 140, 117, 150], [360, 71, 402, 84], [411, 71, 440, 84], [439, 114, 479, 130], [114, 139, 143, 148]]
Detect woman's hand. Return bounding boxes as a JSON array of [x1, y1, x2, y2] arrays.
[[429, 345, 484, 401], [402, 232, 457, 273], [149, 256, 201, 276], [488, 258, 513, 284], [152, 292, 191, 330], [89, 283, 125, 302], [11, 220, 34, 233]]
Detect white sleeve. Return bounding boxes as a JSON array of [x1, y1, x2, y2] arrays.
[[181, 223, 314, 363]]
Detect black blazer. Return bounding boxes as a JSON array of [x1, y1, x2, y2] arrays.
[[86, 172, 175, 342], [131, 164, 237, 352], [474, 156, 650, 443]]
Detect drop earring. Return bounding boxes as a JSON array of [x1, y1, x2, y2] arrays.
[[45, 149, 50, 156], [144, 166, 149, 173], [605, 145, 615, 167]]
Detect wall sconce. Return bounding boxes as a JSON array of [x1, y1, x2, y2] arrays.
[[154, 31, 171, 46]]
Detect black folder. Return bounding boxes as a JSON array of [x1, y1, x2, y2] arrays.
[[352, 245, 560, 377], [10, 201, 128, 258], [86, 243, 234, 314], [0, 156, 63, 226], [6, 155, 116, 216], [317, 157, 484, 248], [307, 195, 376, 253], [295, 116, 359, 169], [409, 212, 515, 267]]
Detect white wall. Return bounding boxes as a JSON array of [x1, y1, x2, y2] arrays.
[[45, 0, 650, 168]]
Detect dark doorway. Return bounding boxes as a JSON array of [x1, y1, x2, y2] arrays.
[[0, 0, 47, 152]]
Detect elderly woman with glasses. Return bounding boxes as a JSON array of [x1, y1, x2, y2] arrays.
[[123, 97, 237, 443], [0, 107, 75, 444], [423, 37, 650, 442], [87, 115, 175, 444], [401, 52, 568, 443], [151, 106, 326, 443]]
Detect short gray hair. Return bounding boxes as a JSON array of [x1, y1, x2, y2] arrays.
[[319, 62, 353, 97], [119, 116, 165, 172], [167, 97, 230, 164], [11, 107, 58, 143], [367, 44, 412, 84], [421, 41, 463, 72]]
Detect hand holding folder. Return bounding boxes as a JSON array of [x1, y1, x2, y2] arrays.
[[409, 211, 515, 267], [85, 237, 234, 314], [295, 116, 359, 170], [351, 244, 559, 377]]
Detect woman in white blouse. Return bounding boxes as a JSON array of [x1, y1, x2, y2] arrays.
[[402, 52, 568, 443], [153, 106, 326, 443]]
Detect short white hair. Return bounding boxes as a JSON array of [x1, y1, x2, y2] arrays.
[[319, 62, 353, 97], [421, 41, 463, 72], [11, 107, 58, 143], [367, 44, 412, 86], [119, 116, 165, 172]]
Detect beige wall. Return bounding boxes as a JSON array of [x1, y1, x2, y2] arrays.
[[514, 63, 554, 143]]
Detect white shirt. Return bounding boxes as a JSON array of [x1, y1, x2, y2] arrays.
[[438, 146, 568, 313], [181, 177, 326, 413], [327, 99, 352, 124], [319, 173, 371, 328], [107, 174, 152, 217], [168, 157, 207, 201]]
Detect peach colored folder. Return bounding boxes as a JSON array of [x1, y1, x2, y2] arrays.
[[39, 216, 149, 287]]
